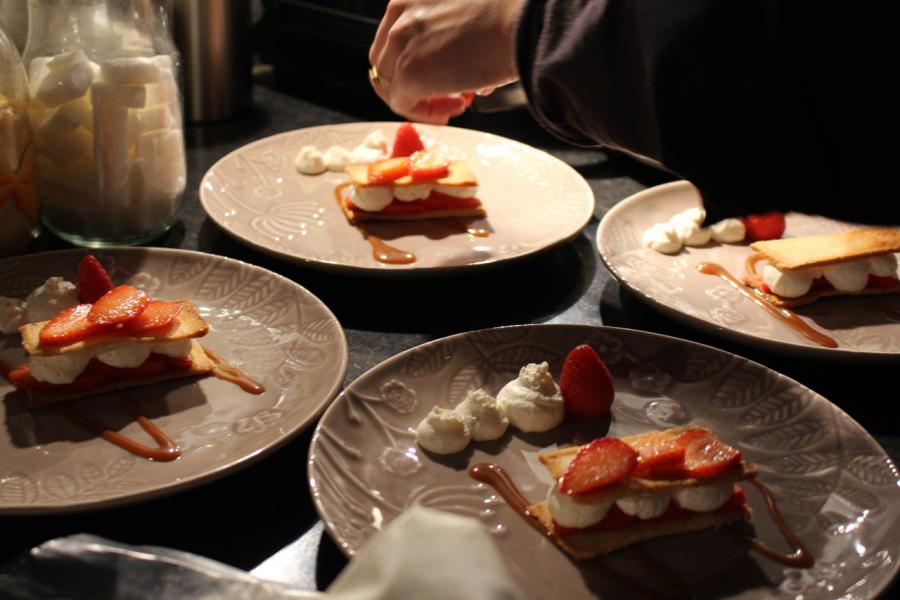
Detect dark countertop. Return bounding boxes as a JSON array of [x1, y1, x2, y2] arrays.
[[1, 83, 898, 596]]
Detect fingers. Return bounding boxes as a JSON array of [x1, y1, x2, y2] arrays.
[[391, 96, 469, 125]]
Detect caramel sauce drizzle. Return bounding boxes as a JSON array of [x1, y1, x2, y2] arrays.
[[469, 462, 815, 570], [204, 348, 266, 394], [335, 183, 418, 265], [54, 401, 181, 462], [696, 262, 838, 348]]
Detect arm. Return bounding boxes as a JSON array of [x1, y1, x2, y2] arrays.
[[517, 0, 900, 224]]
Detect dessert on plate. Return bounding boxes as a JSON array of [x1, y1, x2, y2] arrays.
[[7, 255, 213, 406], [743, 227, 900, 307], [338, 122, 485, 224], [529, 427, 756, 559]]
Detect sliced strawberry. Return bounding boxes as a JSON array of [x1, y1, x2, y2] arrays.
[[76, 255, 114, 304], [559, 438, 638, 495], [7, 364, 33, 388], [559, 345, 615, 420], [390, 122, 425, 158], [462, 92, 475, 108], [39, 304, 103, 346], [367, 157, 410, 184], [122, 300, 182, 335], [409, 150, 450, 181], [88, 285, 150, 325], [629, 432, 687, 478], [740, 212, 786, 241], [683, 432, 741, 478], [868, 274, 899, 289]]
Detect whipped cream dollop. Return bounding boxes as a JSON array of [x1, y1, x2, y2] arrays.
[[454, 388, 508, 442], [294, 145, 326, 175], [295, 130, 389, 176], [868, 253, 899, 277], [642, 222, 682, 254], [349, 185, 393, 212], [644, 207, 753, 254], [415, 407, 471, 455], [393, 183, 432, 202], [709, 218, 746, 243], [0, 297, 27, 334], [496, 362, 564, 433], [28, 338, 194, 384], [25, 277, 79, 323], [616, 492, 670, 520], [433, 184, 478, 198], [671, 481, 734, 512], [762, 253, 899, 298], [547, 483, 613, 528], [822, 260, 869, 292], [762, 264, 814, 298]]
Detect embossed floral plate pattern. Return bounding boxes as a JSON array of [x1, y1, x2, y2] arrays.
[[596, 180, 900, 358], [308, 324, 899, 599], [199, 122, 595, 273], [0, 248, 347, 513]]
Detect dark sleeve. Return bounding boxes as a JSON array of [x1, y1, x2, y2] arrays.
[[515, 0, 900, 225]]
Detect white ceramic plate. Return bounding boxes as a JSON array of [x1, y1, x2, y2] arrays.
[[199, 122, 595, 274], [0, 248, 348, 513], [308, 324, 900, 599], [596, 180, 900, 358]]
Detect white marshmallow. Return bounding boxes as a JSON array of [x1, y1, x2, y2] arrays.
[[147, 72, 179, 107], [823, 260, 869, 292], [642, 222, 682, 254], [36, 96, 93, 140], [137, 128, 186, 197], [100, 57, 161, 86], [868, 254, 898, 278], [762, 264, 813, 298], [91, 82, 147, 110], [709, 218, 746, 243], [35, 50, 96, 108], [42, 127, 93, 167], [671, 207, 706, 225], [28, 56, 51, 98]]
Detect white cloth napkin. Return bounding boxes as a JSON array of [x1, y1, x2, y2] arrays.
[[0, 506, 523, 600]]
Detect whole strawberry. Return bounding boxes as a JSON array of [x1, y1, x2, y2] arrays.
[[559, 344, 615, 419], [76, 255, 113, 304]]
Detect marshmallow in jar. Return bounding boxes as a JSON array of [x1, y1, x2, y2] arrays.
[[0, 25, 40, 257], [23, 0, 185, 246]]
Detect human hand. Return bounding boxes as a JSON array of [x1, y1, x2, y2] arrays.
[[368, 0, 524, 124]]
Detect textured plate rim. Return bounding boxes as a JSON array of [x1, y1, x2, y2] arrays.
[[198, 122, 596, 277], [595, 180, 900, 361], [306, 322, 899, 600], [0, 247, 349, 514]]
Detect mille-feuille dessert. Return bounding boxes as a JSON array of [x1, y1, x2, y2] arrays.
[[529, 427, 756, 559], [743, 227, 900, 307], [8, 256, 213, 407], [338, 122, 485, 224]]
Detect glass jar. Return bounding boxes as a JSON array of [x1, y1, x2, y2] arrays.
[[23, 0, 186, 247], [0, 25, 40, 257]]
